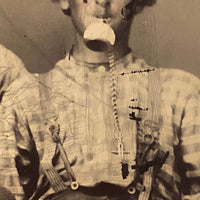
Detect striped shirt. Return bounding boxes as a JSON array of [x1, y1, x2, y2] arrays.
[[0, 52, 200, 200]]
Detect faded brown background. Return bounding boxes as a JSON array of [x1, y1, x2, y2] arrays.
[[0, 0, 199, 76]]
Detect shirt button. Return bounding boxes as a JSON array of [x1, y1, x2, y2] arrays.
[[98, 65, 106, 72]]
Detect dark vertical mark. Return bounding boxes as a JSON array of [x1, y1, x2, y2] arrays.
[[129, 112, 142, 121], [68, 44, 75, 60], [0, 91, 5, 103], [121, 162, 129, 179]]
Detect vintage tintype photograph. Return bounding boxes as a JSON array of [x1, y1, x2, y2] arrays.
[[0, 0, 200, 200]]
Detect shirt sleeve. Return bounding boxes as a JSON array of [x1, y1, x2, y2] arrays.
[[0, 74, 41, 199], [0, 94, 24, 198], [0, 44, 26, 199], [179, 82, 200, 199], [0, 44, 26, 102]]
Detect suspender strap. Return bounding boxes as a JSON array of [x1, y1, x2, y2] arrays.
[[39, 73, 67, 192]]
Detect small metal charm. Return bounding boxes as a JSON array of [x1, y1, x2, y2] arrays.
[[71, 181, 79, 191], [127, 185, 136, 194]]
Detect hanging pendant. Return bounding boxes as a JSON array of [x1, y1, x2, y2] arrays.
[[108, 48, 130, 179]]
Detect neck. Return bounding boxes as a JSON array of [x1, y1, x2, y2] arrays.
[[72, 31, 130, 64]]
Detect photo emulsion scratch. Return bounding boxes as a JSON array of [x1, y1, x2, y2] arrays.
[[0, 0, 200, 200]]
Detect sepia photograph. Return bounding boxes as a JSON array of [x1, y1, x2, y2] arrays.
[[0, 0, 200, 199]]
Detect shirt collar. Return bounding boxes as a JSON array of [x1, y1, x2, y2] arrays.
[[64, 50, 135, 72]]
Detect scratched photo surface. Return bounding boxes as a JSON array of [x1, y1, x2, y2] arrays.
[[0, 1, 200, 200]]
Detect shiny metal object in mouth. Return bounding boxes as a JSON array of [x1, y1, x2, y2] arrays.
[[83, 21, 116, 46]]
